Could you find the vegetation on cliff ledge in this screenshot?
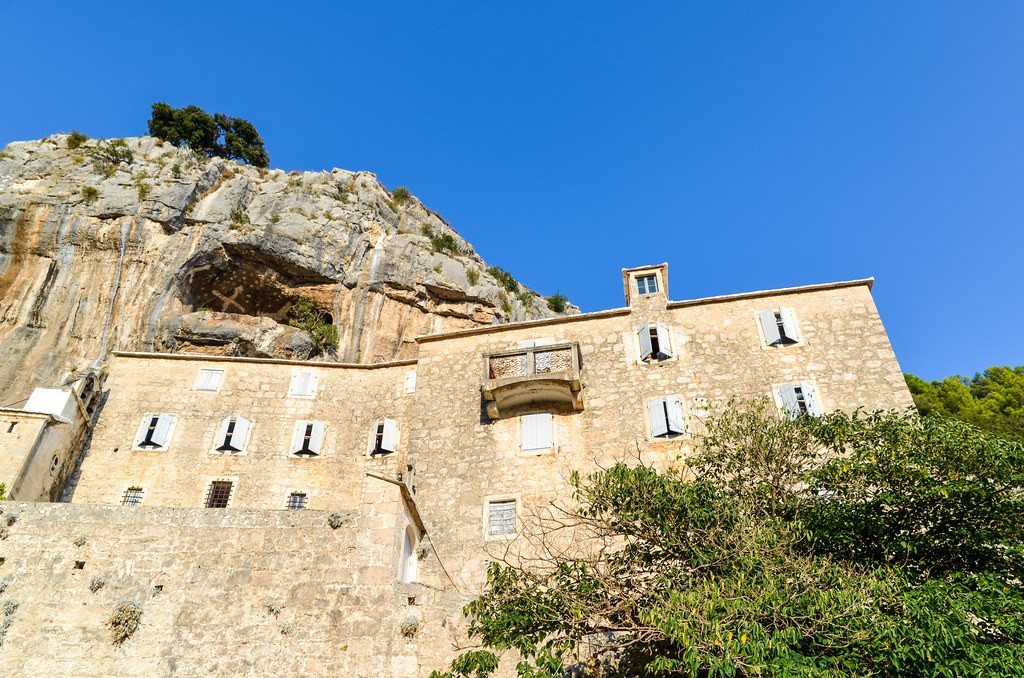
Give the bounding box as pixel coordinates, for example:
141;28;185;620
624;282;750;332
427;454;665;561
148;102;269;167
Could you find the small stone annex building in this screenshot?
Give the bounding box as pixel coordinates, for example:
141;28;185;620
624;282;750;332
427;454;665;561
0;263;913;676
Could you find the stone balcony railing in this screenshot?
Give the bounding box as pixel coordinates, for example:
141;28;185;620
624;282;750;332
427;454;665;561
482;342;583;418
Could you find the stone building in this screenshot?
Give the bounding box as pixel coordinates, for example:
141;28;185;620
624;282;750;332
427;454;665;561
0;263;912;676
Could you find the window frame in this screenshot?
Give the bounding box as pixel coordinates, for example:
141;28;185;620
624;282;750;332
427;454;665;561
212;415;253;454
774;380;823;419
132;413;177;451
636;321;675;363
483;494;520;541
646;396;687;439
120;485;145;507
756;307;803;349
290;420;327;458
286;491;308;510
203;477;237;509
635;273;659;296
368;417;400;456
287;371;319;399
520;412;555;455
194;368;225;392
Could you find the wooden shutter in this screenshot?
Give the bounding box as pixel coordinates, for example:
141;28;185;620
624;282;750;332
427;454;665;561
760;310;781;345
309;421;327;454
648;398;669;437
151;414;174;447
778;384;800;420
656;322;673;358
215;416;232;449
667;398;686;435
134;415;152;447
381;418;398;453
638;323;653;361
488;500;516;536
780;308;799;342
405;371;417;394
290;421;306;454
231;416;252;450
197;369;222;390
800;382;821;416
290;372;316;397
522;413;552;450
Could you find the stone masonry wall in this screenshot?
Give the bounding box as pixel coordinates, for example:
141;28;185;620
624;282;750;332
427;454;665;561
0;497;471;677
409;280;914;589
66;354;416;511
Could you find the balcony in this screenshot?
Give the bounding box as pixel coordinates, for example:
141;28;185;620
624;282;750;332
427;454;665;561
482;342;583;418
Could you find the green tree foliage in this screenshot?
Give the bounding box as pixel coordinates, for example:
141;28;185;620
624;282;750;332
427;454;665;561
906;366;1024;440
546;292;569;313
287;297;338;355
432;404;1024;678
148;102;270;167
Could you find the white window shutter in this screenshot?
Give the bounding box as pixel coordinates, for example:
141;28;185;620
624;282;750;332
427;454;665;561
667;398;686;435
309;421;326;454
215;416;232;448
134;415;152;447
381;418;399;453
638;323;653;361
290;421;306;454
780;308;799;342
290;371;317;397
368;419;380;454
405;371;417;394
197;369;222;390
760;310;781;345
232;416;252;449
522;413;552;451
801;382;821;416
779;384;800;420
656;322;673;358
152;414;174;447
648;399;669;437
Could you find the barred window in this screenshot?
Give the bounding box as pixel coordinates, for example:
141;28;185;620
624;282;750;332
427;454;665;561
121;487;144;506
205;480;233;508
287;493;307;510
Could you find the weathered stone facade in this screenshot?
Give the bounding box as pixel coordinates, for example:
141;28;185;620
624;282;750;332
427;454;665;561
0;264;913;675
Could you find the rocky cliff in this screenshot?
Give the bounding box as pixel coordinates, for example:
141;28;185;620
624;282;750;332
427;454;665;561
0;135;573;405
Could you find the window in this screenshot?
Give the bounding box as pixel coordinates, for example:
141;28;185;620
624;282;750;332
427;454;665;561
133;413;176;450
205;480;233;508
759;308;800;346
214;415;251;453
290;420;326;457
521;413;553;452
778;382;821;419
405;371;417;394
195;368;224;392
638;322;673;362
636;274;659;296
288;371;318;398
647;397;686;438
370;418;399;456
487;499;517;538
286;492;308;510
121;487;144;506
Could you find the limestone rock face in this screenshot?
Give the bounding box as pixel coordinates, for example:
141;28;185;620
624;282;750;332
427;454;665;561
0;135;575;403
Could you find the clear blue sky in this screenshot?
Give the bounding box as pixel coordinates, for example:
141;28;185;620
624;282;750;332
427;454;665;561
2;2;1021;381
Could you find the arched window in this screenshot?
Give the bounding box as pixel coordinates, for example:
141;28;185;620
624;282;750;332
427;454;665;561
400;525;418;583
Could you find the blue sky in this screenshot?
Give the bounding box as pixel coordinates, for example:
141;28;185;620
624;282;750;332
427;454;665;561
2;2;1021;381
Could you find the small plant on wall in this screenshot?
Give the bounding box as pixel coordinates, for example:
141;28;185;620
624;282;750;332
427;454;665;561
109;599;142;646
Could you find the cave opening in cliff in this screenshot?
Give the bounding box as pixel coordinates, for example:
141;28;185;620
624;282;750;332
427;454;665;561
178;246;336;321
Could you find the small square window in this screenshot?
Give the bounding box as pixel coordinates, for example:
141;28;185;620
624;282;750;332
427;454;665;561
215;415;251;453
286;492;308;510
637;322;673;362
205;480;234;508
487;499;517;537
778;382;821;419
288;371;318;398
636;274;659;296
369;418;399;456
759;308;800;347
121;487;144;506
290;420;326;457
647;397;686;438
195;369;224;391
